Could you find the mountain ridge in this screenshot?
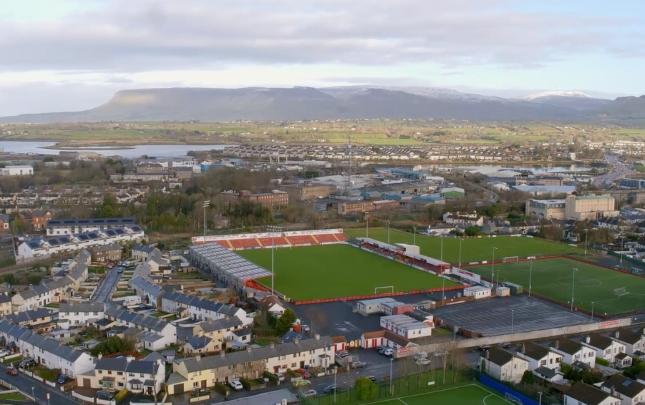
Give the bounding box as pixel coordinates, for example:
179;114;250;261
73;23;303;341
0;86;643;124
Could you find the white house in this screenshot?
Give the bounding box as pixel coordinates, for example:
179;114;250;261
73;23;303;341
0;320;94;377
601;374;645;405
515;342;562;371
58;302;106;329
565;382;621;405
105;305;177;349
611;329;645;357
481;347;528;384
551;339;596;368
0;165;34;176
160;292;252;325
76;355;165;395
582;334;626;363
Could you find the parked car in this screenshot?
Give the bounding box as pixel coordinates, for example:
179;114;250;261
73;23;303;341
228;378;243;391
415;358;431;366
337;351;350;358
57;374;67;384
366;375;377;382
383;348;394;357
322;384;337;394
291;377;311;387
6;366;17;376
351;360;367;369
300;389;317;398
377;346;386;354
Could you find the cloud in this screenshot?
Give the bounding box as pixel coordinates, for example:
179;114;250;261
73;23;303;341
0;0;639;72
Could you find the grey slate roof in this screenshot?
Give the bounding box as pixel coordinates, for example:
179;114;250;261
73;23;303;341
587;334;613;350
553;339;583;355
613;329;643;345
6;308;54;324
105;305;170;333
199;318;242;333
485;347;514;366
0;319;86;363
59;302;105;313
521;342;550;360
177;336;332;373
186;335;212;350
567;382;615;405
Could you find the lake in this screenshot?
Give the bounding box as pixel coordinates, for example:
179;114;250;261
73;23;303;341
0;141;228;159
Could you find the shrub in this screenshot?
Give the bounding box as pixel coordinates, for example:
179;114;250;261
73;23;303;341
114;389;128;402
213;382;230;396
354;377;378;401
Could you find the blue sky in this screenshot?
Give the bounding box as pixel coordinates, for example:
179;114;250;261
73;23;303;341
0;0;644;115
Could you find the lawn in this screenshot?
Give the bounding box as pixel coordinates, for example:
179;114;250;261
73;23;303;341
239;244;456;301
466;258;645;315
369;384;511;405
0;391;28;401
345;228;582;264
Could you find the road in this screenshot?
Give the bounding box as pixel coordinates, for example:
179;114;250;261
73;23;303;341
593;154;634;187
91;267;122;303
0;362;80;405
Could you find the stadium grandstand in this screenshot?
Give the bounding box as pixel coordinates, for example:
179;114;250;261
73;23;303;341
355;237;451;274
188;243;272;288
191;228;346;250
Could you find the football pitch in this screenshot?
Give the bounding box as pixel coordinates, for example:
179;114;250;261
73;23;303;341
345;227;582;264
238;244;457;301
366;383;512;405
466;258;645;315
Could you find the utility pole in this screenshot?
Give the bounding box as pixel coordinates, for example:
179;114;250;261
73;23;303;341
458;238;462;268
511;309;515;334
389;357;394;396
202;200;210;239
387;220;391;244
491;247;497;287
570;268;578;311
584;228;589;256
528;259;533;297
413;225;416;245
267;225;282;296
365;212;369;238
440;237;444;261
591;301;595;321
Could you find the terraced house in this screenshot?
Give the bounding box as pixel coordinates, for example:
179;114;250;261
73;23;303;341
76;355;165;396
167;336;334;395
0;320;94;377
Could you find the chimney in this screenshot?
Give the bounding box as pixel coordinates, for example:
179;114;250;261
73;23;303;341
246;346;252;353
614;331;620;339
270;343;275;349
219;351;225;358
521;344;526;354
196;355;201;361
126;356;134;363
555;340;559;350
485;350;490;360
585;336;590;344
98;353;103;360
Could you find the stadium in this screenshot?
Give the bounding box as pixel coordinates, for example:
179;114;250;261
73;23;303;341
192;229;460;303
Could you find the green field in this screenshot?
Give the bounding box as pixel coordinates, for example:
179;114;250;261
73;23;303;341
345;228;582;264
369;384;511;405
466;258;645;315
239;244;456;301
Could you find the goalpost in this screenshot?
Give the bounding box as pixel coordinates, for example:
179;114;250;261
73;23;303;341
375;285;394;294
502;256;520;263
504;392;522;405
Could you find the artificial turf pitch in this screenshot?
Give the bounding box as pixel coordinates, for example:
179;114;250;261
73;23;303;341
368;384;511;405
345;227;582;264
238;244;456;301
466;257;645;315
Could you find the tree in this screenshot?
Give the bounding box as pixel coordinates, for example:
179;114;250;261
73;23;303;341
275;308;297;335
520;370;534;385
2;274;16;285
354;377;379;401
464;226;481;236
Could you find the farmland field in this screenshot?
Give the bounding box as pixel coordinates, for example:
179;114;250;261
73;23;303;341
345;227;582;264
239;244;456;301
465;257;645;315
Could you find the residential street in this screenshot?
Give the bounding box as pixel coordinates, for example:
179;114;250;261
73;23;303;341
0;362;80;405
91;267;122;303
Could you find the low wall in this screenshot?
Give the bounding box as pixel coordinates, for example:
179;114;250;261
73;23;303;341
293;285;463;305
410;317;633;356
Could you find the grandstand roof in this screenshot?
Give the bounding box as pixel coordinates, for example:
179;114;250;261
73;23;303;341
189;243;271;282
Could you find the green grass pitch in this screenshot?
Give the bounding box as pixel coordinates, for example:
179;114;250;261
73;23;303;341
466;258;645;315
368;383;512;405
238;244;457;301
345;227;582;264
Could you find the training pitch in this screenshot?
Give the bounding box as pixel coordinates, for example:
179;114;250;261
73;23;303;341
239;244;456;301
345;227;582;264
466;257;645;315
369;383;512;405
